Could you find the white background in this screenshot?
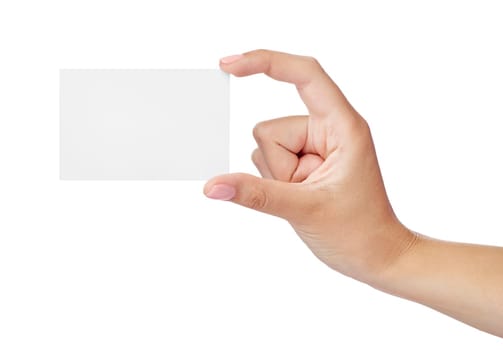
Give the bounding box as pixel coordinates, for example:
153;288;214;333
1;0;502;348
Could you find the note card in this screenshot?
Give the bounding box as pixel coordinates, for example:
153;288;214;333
60;69;229;180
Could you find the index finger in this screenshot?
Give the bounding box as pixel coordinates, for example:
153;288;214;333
220;49;353;118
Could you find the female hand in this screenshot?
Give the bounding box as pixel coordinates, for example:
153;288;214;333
204;49;415;283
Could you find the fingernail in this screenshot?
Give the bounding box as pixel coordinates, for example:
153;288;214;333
206;184;236;201
220;54;244;64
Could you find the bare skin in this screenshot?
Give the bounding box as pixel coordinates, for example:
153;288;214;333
203;49;503;338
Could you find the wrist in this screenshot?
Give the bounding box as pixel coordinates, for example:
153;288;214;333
364;224;423;291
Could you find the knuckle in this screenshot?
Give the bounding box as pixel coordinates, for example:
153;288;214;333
360;118;372;136
245;186;268;210
254;48;269;55
249;49;271;60
251;149;260;164
252;121;271;142
305;56;322;70
350;116;373;142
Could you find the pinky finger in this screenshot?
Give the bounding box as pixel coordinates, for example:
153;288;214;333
251;148;273;179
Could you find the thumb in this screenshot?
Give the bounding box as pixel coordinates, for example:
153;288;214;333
204;172;315;221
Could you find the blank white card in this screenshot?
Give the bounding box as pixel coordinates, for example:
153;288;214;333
60;69;229;180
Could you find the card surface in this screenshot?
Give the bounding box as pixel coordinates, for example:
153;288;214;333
60;69;229;180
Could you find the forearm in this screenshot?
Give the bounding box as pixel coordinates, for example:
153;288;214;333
374;230;503;337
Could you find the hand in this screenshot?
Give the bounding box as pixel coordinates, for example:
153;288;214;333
204;49;416;283
204;50;503;337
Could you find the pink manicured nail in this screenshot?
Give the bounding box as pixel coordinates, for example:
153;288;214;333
206;184;236;200
220;54;244;64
